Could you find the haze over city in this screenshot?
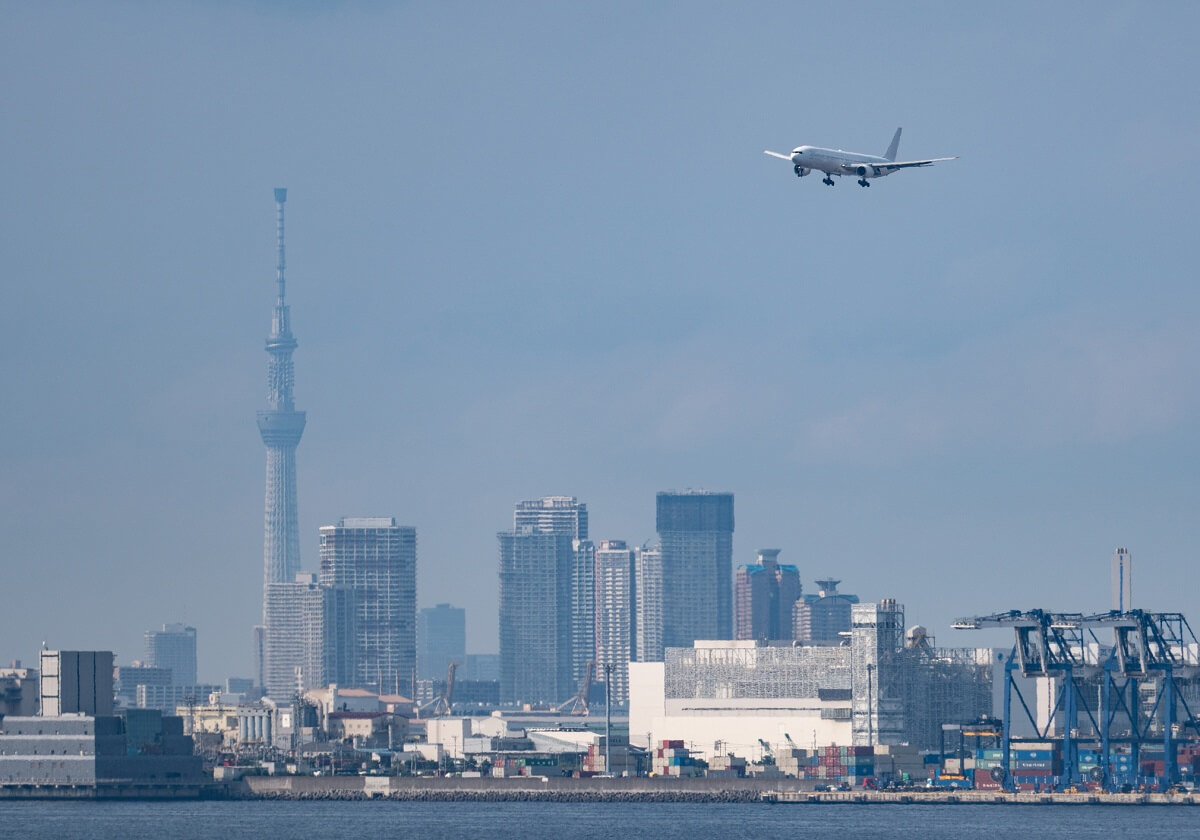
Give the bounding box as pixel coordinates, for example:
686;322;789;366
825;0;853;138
3;2;1199;684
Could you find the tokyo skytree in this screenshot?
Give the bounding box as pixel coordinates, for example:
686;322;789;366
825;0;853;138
257;188;306;617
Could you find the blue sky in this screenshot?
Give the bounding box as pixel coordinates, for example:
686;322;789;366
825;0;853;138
3;2;1198;681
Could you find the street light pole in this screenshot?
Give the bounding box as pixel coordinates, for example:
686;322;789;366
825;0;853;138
605;662;613;775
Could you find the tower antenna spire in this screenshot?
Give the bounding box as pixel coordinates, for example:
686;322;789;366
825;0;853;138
274;187;287;307
258;187;306;626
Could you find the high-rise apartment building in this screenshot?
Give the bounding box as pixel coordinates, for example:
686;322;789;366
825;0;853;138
144;624;197;686
635;545;663;662
263;573;356;701
498;529;573;704
793;579;859;643
498;496;587;705
418;604;466;681
594;540;637;704
319;517;417;695
571;538;596;688
735;550;801;641
656;491;734;647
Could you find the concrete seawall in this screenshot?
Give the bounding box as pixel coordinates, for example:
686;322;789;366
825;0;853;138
230;777;1200;805
235;776;797;802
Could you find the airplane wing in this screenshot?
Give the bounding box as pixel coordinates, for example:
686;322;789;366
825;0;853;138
763;150;793;161
852;156;958;172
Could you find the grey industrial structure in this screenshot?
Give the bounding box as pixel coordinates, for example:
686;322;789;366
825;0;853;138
498;497;589;705
656;491;734;647
418;603;466;681
319;517;417;695
0;650;205;797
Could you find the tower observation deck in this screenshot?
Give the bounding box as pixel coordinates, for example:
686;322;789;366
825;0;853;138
257;188;306;617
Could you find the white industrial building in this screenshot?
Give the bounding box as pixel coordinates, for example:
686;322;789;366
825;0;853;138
630;602;996;761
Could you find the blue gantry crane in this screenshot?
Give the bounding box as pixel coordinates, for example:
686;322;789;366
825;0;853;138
954;608;1200;791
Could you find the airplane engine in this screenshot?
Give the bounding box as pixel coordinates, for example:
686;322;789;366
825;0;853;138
854;164;881;178
793;166;811;177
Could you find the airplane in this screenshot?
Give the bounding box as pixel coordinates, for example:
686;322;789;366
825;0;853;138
763;128;956;187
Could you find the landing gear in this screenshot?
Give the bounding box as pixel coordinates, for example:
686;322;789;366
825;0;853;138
822;176;835;186
794;165;803;177
858;179;870;187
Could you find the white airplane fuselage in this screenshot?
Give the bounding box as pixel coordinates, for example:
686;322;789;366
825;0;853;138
790;146;892;179
764;128;956;187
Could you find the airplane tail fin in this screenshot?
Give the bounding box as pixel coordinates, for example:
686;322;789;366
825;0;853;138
885;127;902;161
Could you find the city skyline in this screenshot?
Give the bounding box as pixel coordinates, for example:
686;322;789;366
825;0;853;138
5;3;1200;682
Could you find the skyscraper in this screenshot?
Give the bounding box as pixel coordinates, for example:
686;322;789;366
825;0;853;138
498;496;587;705
634;545;663;662
734;549;801;641
319;517;417;694
594;539;637;704
258;188;306;608
418;603;466;681
793;578;859;643
571;538;596;688
264;573;355;701
498;529;573;704
656;490;734;647
144;624;197;686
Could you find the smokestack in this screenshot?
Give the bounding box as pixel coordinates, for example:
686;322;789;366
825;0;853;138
1111;547;1132;612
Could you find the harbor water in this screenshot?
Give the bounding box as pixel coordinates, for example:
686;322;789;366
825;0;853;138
0;800;1188;840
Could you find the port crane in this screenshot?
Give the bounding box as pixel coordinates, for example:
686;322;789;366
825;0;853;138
955;609;1200;790
952;610;1102;788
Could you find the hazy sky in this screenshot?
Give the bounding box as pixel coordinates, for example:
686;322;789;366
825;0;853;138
3;2;1199;682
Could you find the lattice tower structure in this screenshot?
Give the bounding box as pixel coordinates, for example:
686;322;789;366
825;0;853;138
850;600;906;746
257;188;306;617
891;645;995;751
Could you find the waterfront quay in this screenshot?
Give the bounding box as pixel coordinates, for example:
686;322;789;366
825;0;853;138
221;776;1200;805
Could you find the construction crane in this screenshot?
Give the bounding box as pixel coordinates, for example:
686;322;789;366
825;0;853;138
555;660;594;716
430;662;459;717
